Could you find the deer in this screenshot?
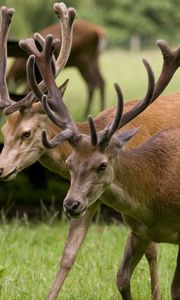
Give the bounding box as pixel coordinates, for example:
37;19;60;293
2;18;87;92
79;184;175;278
0;3;180;300
36;26;180;300
6;17;107;117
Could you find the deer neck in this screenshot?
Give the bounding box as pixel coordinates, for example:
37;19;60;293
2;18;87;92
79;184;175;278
110;138;168;213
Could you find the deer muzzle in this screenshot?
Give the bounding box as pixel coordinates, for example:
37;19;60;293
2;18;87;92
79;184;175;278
63;197;87;218
0;167;17;181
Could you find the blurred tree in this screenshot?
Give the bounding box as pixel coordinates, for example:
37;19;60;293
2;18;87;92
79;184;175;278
1;0;79;38
1;0;180;48
94;0;180;48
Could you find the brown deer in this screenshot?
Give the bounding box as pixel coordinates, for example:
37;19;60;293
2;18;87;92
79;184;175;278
30;28;180;299
39;36;180;300
7;18;107;117
0;4;180;300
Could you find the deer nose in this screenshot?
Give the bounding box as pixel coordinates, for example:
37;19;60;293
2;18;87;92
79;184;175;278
64;199;81;215
0;168;3;176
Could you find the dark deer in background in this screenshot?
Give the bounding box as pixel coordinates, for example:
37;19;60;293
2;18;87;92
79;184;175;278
33;29;180;299
1;3;180;300
7;18;107;117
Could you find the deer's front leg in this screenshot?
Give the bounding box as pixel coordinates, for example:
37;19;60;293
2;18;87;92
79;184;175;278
145;242;160;300
116;232;150;300
46;200;100;300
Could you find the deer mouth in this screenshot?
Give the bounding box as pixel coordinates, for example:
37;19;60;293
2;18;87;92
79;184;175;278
65;206;87;219
3;168;17;181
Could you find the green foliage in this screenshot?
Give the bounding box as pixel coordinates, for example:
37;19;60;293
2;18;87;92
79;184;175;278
0;221;176;299
1;0;79;38
2;0;180;47
93;0;180;47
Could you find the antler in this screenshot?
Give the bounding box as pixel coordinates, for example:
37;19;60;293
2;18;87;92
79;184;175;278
22;28;81;148
41;54;81;147
87;41;180;147
0;6;15;108
98;59;155;146
4;2;76;115
152;40;180;101
37;34;155;149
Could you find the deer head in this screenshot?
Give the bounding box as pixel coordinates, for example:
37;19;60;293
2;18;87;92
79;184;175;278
0;3;76;180
42;76;157;217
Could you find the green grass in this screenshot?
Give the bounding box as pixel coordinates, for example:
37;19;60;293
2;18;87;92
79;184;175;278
0;219;177;300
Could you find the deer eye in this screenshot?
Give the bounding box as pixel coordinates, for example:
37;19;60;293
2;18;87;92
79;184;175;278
97;162;107;172
22;130;31;139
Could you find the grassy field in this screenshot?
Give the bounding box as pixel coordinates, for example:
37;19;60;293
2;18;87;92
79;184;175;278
0;219;177;300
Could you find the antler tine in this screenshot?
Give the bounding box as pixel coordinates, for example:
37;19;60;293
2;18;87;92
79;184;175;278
152;39;180;101
0;6;15;108
5;2;76;114
41;128;74;149
53;2;76;74
34;32;56;76
42;93;81;148
26;55;43;100
88;115;98;146
27;54;69;102
118;58;155;129
98;83;124;146
42;94;70;129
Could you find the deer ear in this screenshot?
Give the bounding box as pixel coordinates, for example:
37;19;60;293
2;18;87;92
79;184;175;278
115;126;142;148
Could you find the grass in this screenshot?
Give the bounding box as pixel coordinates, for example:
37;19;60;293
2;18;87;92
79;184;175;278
0;219;177;300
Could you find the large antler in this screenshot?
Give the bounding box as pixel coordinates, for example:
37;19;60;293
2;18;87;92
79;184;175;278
0;6;15;108
35;29;154;149
22;29;81;148
152;40;180;101
97;59;155;146
4;2;76;115
88;42;180;147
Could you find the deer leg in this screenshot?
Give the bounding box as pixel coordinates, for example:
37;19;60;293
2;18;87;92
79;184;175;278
84;85;95;117
145;242;160;300
99;80;105;112
171;246;180;300
116;232;150;300
92;61;105;111
46;200;100;300
78;62;97;117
